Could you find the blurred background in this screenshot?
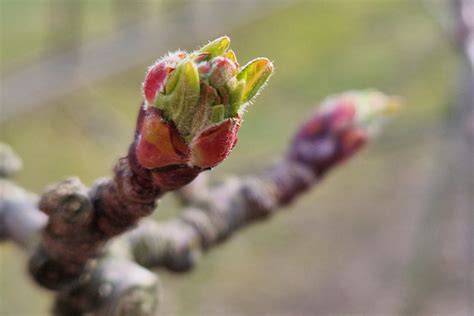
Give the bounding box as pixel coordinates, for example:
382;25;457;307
1;0;472;315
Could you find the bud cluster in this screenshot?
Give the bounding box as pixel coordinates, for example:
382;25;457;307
136;36;273;170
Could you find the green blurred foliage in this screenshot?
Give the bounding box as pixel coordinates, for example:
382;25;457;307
1;0;462;315
0;0;175;72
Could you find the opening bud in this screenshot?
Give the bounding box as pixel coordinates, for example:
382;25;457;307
137;36;274;169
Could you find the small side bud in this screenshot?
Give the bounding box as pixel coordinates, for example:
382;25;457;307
288;90;400;175
209;57;238;88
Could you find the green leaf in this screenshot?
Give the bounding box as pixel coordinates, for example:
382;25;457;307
227;80;245;117
155;60;200;137
199;36;231;57
224;49;237;63
237;58;273;103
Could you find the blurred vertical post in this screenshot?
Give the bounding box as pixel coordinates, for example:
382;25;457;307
453;0;474;310
114;0;147;27
47;0;82;78
48;0;82;55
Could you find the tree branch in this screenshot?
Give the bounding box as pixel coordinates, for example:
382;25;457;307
0;144;46;249
1;90;397;315
122;91;400;272
27;36;275;290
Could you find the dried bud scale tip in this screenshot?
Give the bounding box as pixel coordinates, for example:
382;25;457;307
289;90;400;175
0;143;23;178
136;36;273;173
